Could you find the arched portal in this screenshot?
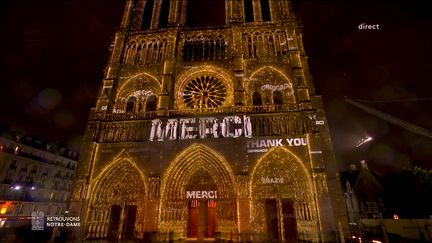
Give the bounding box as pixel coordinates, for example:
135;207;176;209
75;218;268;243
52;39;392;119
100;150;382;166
250;147;319;242
86;159;147;240
159;144;236;240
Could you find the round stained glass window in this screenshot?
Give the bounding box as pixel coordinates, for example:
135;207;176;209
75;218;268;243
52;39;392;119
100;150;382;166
182;75;226;108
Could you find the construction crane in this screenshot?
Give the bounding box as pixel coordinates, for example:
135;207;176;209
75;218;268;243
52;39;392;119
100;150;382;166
345;97;432;139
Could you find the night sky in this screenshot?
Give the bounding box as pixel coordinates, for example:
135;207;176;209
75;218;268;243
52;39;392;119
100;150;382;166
1;0;431;174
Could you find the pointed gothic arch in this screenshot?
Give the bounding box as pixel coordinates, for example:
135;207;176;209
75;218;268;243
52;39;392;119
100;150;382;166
250;147;319;241
159;143;237;240
86;154;147;239
114;72;161;113
247;66;295;106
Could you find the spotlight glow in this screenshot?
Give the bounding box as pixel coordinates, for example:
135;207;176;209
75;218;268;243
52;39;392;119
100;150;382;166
356;136;373;147
11;185;21;190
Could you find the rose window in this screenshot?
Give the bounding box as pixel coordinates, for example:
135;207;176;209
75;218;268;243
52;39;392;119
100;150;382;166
182;75;226;108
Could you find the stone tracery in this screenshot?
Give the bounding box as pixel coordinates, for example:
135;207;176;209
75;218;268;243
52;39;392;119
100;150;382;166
85;158;147;239
159;143;237;240
124;36;170;65
175;66;234;110
182;33;227;62
114;73;161;113
250;146;319;241
247;66;295;106
243;30;289;58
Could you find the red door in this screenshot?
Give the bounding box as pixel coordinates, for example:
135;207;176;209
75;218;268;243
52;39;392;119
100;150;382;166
188;200;200;238
205;200;217;238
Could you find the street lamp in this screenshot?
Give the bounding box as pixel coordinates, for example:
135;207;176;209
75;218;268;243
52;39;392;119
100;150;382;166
10;183;35;227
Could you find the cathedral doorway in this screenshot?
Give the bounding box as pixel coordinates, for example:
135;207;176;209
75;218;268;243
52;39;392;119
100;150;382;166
107;205;121;239
251;147;318;242
159;144;236;241
265;199;279;240
188;199;217;238
87;159;147;239
186;170;218;239
107;204;138;240
263;198;297;241
282;199;297;241
122;205;137;239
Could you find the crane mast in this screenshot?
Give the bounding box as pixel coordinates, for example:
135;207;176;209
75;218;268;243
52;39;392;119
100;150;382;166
345;97;432;139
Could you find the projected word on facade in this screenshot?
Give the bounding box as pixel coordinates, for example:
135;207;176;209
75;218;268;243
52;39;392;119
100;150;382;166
261;83;292;92
186;191;218;199
260;177;284;184
149;115;252;141
247;138;307;148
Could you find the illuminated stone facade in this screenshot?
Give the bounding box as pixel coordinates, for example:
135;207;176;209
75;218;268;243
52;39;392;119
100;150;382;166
69;0;349;241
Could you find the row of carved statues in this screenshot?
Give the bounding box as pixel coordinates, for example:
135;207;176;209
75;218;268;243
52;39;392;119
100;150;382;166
86;112;318;143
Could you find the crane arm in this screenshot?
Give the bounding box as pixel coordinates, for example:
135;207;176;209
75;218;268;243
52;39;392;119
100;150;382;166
345;97;432;139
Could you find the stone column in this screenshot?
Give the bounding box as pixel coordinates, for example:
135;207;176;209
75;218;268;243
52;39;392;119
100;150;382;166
120;0;135;30
252;0;262;22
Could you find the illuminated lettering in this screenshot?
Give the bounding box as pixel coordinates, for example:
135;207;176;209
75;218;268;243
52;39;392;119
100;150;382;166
149;120;164;141
260;177;285;184
315;120;325;125
164;119;178;140
179;118;197;140
186;191;218;199
149;116;252;141
286;138;293;146
198;118;218;138
275;139;283;146
285;138;307;146
247;140;260;148
261;83;293;92
243;116;252;138
247;138;307;149
186;191;195;198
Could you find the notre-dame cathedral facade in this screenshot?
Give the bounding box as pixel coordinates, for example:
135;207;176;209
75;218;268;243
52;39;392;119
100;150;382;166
70;0;349;242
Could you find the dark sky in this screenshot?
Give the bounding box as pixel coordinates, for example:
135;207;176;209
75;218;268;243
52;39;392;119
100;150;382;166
0;0;431;173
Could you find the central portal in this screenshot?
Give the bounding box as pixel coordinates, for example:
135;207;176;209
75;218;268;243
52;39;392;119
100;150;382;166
188;199;217;238
264;198;297;241
186;169;217;239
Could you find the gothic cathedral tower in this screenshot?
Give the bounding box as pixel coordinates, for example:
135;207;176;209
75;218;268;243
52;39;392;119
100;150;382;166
70;0;349;241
